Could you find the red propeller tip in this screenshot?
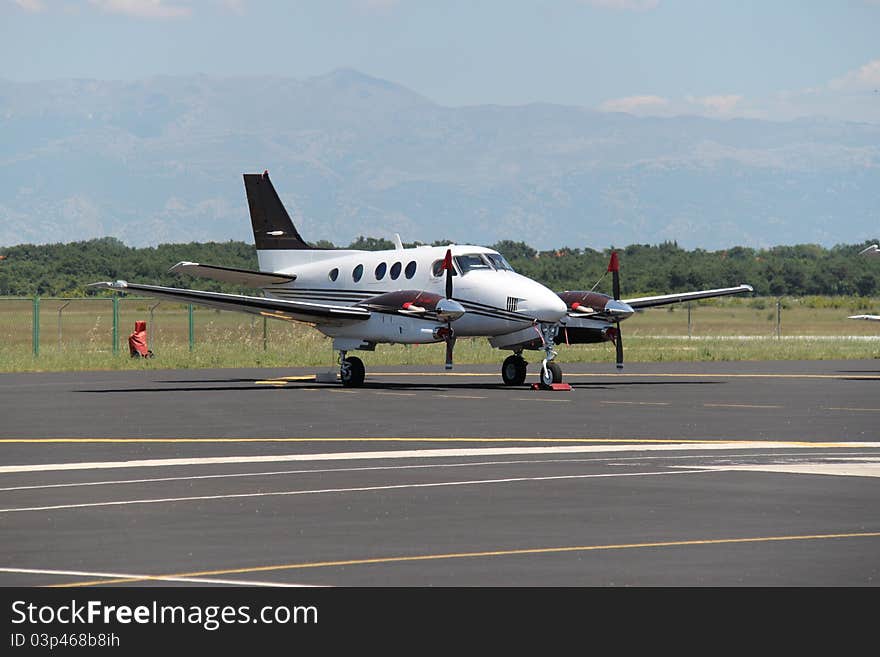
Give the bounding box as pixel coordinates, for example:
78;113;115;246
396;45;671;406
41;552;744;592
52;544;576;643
607;251;619;273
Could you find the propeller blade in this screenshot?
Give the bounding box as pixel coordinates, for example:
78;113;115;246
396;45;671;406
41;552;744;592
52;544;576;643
444;334;456;370
444;249;454;299
608;251;621;300
615;322;624;369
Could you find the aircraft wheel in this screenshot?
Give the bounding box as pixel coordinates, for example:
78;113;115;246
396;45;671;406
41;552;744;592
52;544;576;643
540;361;562;386
501;354;528;386
341;356;365;387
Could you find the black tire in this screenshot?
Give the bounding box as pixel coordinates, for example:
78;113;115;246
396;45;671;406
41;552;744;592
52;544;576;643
501;354;528;386
540;361;562;386
341;356;365;387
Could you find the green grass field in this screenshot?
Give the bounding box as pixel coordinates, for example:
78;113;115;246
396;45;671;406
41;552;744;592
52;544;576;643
1;296;879;372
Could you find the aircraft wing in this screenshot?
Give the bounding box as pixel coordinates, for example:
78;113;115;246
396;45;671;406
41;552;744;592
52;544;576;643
88;281;370;324
858;245;880;257
848;314;880;321
624;284;754;309
169;261;295;287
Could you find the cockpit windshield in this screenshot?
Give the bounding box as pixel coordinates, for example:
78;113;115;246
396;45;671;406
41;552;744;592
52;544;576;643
454;253;494;274
485;253;515;272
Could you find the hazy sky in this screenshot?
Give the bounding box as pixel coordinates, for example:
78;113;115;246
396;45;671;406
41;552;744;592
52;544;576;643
2;0;879;122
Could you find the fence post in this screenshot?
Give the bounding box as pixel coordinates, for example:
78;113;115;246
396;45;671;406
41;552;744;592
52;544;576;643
776;298;781;339
112;296;119;355
263;316;268;351
188;304;194;352
32;296;40;357
149;302;160;352
687;302;692;338
57;301;71;350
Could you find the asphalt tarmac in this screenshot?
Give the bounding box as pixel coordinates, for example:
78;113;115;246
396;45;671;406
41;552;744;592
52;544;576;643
1;360;879;586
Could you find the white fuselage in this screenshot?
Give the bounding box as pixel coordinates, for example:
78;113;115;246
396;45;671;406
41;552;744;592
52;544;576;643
257;244;567;345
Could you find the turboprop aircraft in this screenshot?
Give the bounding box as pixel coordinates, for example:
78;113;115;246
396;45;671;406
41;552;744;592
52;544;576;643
90;171;753;387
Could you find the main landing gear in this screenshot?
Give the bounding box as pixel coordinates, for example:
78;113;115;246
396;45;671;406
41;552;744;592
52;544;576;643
339;351;365;387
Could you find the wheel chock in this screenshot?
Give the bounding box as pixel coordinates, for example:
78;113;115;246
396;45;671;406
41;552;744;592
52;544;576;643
530;383;572;391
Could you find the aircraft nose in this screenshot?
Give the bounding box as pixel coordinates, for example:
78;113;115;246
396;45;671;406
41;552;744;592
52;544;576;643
530;287;567;322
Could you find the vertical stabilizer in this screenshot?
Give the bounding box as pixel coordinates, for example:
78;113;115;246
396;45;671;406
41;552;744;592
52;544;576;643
244;171;313;250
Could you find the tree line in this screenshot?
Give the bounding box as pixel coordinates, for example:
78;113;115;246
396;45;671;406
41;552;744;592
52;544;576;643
1;236;879;298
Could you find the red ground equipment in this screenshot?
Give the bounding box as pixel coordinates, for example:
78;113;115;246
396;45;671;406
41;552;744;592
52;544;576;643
128;320;153;358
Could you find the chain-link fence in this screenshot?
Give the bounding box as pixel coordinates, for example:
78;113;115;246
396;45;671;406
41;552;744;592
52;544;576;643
2;295;879;366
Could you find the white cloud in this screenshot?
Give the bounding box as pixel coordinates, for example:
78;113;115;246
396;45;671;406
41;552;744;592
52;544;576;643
581;0;660;10
88;0;192;19
600;95;669;114
690;94;743;115
12;0;46;11
829;59;880;92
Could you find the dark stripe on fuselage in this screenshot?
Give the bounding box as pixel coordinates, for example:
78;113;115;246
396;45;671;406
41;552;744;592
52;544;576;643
268;287;536;324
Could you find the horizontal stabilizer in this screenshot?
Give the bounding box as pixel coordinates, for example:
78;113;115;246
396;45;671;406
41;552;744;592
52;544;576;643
858;244;880;257
848;314;880;321
170;261;295;287
625;284;753;309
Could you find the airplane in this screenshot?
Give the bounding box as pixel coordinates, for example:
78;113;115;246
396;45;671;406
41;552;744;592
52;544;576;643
90;171;754;387
849;244;880;321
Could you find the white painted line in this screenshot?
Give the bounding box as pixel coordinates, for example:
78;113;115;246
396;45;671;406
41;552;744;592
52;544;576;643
693;463;880;478
823;407;880;412
0;567;320;587
512;398;571;403
2;442;880;475
374;392;417;396
704;403;783;409
434;394;488;399
601;401;670;406
4;452;877;493
0;469;714;514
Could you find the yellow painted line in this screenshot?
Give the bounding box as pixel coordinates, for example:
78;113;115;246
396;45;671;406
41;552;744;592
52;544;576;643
255;381;289;386
601;401;669;406
824;407;880;412
374;372;877;380
47;531;880;588
704;403;784;409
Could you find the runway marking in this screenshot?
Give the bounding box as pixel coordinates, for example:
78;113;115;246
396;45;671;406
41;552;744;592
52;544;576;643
4;451;876;493
3;442;880;475
0;469;715;513
0;567;318;587
695;463;880;478
512;398;571;403
374;392;417;397
823;407;880;412
370;371;880;380
433;394;487;399
48;531;880;588
601;401;669;406
704;403;784;409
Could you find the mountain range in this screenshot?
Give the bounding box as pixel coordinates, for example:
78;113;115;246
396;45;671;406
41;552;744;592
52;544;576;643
1;69;878;251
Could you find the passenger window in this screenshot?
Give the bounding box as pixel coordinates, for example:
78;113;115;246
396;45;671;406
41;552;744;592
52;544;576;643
405;261;417;279
352;264;364;283
390;262;402;280
329;268;339;282
375;262;387;280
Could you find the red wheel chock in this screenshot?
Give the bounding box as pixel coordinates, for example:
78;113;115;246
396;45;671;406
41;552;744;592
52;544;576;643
530;383;572;391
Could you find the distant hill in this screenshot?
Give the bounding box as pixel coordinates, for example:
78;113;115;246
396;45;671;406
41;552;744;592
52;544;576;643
1;70;879;250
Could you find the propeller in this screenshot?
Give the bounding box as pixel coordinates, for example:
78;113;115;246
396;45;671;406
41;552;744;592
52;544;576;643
436;249;461;370
609;251;624;369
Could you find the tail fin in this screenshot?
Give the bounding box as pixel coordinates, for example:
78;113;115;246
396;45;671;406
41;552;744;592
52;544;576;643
243;171;313;250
